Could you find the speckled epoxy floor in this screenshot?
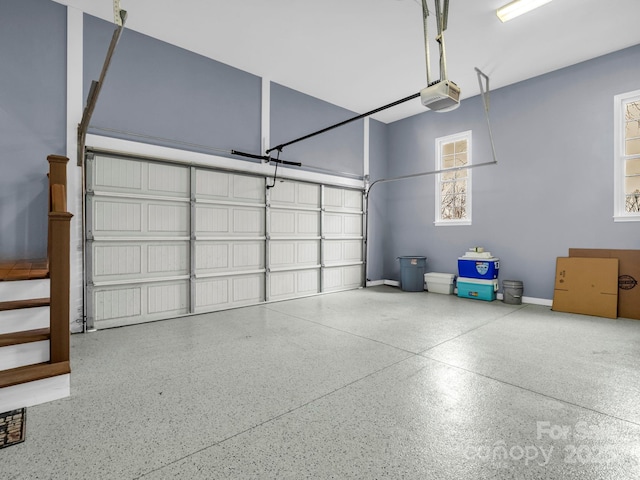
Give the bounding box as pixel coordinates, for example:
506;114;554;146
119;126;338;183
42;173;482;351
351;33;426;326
2;286;640;479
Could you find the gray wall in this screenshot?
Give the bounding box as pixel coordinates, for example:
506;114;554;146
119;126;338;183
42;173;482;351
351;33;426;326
270;82;364;177
83;14;262;158
0;0;67;261
366;119;389;281
83;15;367;179
382;44;640;300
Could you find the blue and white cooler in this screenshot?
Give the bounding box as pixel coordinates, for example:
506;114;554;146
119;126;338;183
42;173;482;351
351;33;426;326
457;253;499;280
457;250;499;301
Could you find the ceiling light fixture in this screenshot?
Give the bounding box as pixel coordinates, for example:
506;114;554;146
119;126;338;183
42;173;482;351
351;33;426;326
496;0;553;22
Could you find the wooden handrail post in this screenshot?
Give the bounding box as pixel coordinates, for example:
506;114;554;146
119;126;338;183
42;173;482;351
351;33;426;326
47;155;69;266
49;211;73;364
47;155;68;186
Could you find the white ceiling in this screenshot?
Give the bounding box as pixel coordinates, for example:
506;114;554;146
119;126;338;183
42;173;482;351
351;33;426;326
55;0;640;123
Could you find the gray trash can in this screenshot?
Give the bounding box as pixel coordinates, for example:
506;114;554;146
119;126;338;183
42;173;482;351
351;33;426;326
398;256;427;292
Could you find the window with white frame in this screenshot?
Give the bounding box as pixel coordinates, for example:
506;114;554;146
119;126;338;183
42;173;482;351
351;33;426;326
435;131;472;225
614;89;640;221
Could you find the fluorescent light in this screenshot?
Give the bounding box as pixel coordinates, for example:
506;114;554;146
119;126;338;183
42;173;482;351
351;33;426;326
496;0;553;22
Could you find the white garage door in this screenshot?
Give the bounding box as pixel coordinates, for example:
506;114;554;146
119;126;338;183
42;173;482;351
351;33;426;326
85;153;363;329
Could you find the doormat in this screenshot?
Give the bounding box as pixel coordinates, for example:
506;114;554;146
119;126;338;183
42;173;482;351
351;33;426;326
0;408;26;449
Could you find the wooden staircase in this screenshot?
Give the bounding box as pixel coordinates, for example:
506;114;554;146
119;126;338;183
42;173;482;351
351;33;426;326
0;156;72;412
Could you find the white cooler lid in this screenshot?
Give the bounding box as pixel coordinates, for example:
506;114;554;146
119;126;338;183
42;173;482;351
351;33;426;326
458;256;499;261
461;252;495;259
424;272;456;281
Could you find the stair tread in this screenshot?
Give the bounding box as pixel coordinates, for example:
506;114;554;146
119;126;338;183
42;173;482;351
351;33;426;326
0;361;70;389
0;298;50;312
0;259;49;281
0;328;50;347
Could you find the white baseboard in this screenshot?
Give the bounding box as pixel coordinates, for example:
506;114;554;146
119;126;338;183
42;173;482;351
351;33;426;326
0;374;70;413
383;279;400;287
366;280;385;287
522;296;553;307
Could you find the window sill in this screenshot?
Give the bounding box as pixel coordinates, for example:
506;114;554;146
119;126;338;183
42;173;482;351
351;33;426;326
434;220;472;227
613;215;640;223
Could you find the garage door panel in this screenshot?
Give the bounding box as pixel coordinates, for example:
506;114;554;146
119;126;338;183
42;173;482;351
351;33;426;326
195;274;264;312
147;282;189;315
147;243;190;275
324;212;362;237
270;180;320;207
148;203;190;233
324;239;363;265
270;240;319;267
322;265;363;292
232;275;263;303
89;197;189;237
92;243;142;278
92;155;189;198
195;243;229;271
89;241;189;282
195;205;265;236
232;242;264;269
195;206;228;233
195;241;264;274
324;186;363;212
148;163;190;195
195;169;265;204
90;279;189;329
233;208;264;234
93;156;142;191
90;197;142;234
233;175;265;202
269;269;320;300
343;214;363;236
195;277;229;311
196;170;230;198
92;285;142;323
270;210;320;237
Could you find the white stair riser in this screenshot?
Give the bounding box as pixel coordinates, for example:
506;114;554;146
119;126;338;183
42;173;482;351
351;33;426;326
0;340;49;370
0;279;50;302
0;374;70;412
0;307;50;335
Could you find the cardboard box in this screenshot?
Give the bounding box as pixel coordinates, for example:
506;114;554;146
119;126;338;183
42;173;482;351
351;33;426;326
569;249;640;320
552;257;618;319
